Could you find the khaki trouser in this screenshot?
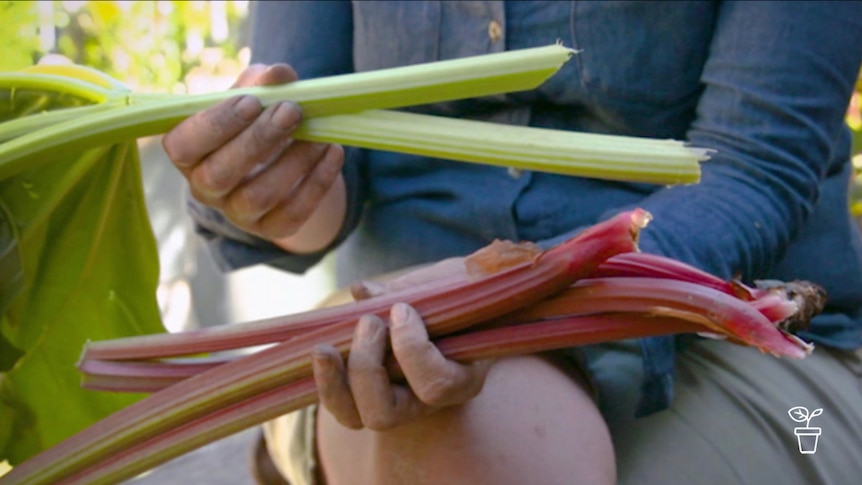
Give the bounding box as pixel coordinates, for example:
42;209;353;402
262;337;862;485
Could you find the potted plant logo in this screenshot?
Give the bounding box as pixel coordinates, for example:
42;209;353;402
787;406;823;454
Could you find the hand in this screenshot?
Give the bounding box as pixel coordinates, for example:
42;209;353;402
312;303;492;431
313;256;489;430
162;64;345;249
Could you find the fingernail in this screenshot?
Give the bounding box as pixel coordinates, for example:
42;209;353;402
272;101;301;130
390;303;410;328
356;315;380;340
233;95;261;121
311;346;333;371
320;145;344;176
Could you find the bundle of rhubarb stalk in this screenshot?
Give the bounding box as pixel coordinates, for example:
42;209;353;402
0;209;825;485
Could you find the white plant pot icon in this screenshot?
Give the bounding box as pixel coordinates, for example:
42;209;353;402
788;406;823;454
793;427;821;454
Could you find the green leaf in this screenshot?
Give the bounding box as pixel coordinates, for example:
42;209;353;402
0;72;164;465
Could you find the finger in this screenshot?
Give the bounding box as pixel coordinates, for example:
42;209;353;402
163;94;263;169
312;344;363;429
221;141;329;228
253;143;344;239
347;315;426;430
390;303;490;407
188;101;303;202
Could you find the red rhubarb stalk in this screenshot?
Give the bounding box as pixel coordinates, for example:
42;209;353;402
78;358;227;392
80;277;466;361
64;298;804;484
503;277;811;357
435;314;704;362
60;377;319;485
595;252;760;299
78;250;814;393
48;313;700;484
79;314;705;395
82;210;648;361
79;277;812;394
3;209;647;485
596;252;733;290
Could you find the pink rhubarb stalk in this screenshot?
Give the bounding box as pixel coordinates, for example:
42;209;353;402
2;209;648;485
78;249;816;393
45;312;700;484
60;299;806;484
594;252;738;294
502;277;811;357
81;210;649;362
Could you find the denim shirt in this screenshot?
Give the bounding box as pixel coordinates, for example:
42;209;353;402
191;1;862;416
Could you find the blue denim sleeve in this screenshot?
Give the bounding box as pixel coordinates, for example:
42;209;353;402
188;1;368;273
536;1;862;415
542;1;861;286
635;2;862;280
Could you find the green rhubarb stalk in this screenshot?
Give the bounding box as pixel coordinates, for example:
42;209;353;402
0;45;574;180
12;63;132;92
2;45;707;186
296;110;708;184
0;103;121;143
4;210;646;485
0;72;115;105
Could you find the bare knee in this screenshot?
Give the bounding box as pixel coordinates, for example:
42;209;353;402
316;354;616;485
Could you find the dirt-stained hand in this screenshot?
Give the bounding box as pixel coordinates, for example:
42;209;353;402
312;302;492;431
162;64;344;242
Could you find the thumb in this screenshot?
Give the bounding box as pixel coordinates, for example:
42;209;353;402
231;63;298;88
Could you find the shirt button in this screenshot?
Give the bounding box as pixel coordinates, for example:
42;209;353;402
488;20;503;43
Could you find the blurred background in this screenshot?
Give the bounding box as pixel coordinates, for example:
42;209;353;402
1;0;337;336
2;2;337;480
